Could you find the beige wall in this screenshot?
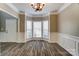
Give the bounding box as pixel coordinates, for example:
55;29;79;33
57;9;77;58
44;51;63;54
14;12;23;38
50;14;58;32
19;14;25;32
58;4;79;37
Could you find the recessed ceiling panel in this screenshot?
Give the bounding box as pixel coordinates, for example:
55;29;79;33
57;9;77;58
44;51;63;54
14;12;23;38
12;3;64;16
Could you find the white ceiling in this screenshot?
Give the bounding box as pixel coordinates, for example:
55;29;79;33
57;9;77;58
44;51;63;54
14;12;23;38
12;3;64;16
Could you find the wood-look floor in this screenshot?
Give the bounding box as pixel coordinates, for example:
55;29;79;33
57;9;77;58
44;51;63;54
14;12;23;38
0;40;72;56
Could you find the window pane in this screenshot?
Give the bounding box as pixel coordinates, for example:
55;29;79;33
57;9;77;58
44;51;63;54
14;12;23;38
43;20;48;38
33;21;41;37
27;21;32;38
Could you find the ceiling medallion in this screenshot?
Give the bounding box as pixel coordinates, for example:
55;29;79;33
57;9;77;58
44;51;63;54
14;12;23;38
31;3;45;12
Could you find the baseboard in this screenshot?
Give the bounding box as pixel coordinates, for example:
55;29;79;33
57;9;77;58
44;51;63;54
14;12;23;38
48;40;58;43
16;41;26;43
0;41;17;42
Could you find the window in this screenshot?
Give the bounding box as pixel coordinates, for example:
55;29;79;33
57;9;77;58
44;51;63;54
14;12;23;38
33;21;42;37
26;21;32;38
26;20;48;39
43;20;48;38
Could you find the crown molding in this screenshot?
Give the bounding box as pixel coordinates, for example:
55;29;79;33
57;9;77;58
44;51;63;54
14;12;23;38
6;3;19;13
58;3;72;13
0;8;17;18
49;3;72;15
50;12;58;15
26;12;50;17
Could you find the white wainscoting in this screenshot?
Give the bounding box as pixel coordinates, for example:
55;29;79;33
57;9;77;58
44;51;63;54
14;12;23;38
25;32;59;43
0;32;26;43
0;19;17;42
49;32;59;43
16;32;26;43
58;33;79;56
0;32;7;42
0;32;17;42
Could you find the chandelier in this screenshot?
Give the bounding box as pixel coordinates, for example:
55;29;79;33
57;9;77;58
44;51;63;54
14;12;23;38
31;3;45;11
